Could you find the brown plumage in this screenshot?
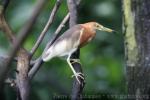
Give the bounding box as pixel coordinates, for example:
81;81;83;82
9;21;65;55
42;22;114;84
79;22;97;47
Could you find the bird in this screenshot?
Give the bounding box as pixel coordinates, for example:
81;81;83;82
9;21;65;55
42;22;114;84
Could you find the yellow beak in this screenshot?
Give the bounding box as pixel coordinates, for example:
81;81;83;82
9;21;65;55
98;26;114;33
102;27;114;32
101;27;114;33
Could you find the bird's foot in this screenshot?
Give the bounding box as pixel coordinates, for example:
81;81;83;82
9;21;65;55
71;72;84;84
70;59;81;64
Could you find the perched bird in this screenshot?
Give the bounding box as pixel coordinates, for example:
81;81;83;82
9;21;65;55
42;22;114;84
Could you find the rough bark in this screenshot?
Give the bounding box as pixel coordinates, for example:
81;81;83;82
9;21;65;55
123;0;150;99
16;49;30;100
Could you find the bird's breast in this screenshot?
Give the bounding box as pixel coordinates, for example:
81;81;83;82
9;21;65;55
79;29;96;48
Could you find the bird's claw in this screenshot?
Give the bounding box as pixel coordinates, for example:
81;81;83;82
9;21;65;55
71;72;84;84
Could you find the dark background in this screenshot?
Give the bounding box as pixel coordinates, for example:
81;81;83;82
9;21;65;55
0;0;124;99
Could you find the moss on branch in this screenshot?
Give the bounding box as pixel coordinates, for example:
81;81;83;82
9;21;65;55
123;0;139;67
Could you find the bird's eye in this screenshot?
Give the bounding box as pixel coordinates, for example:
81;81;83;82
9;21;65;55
96;24;100;28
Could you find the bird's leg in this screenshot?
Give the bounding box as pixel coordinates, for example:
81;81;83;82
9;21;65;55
70;58;81;65
70;58;84;78
67;55;84;84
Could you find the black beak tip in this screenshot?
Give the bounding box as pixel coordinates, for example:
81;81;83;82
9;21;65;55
112;30;120;36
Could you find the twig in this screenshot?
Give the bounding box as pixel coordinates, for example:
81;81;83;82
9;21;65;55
1;0;46;88
29;13;69;80
30;0;63;58
28;57;43;80
67;0;84;99
54;13;69;36
0;8;16;44
43;13;69;52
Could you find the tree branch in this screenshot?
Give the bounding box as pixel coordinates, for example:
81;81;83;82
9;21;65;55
0;1;14;99
67;0;77;26
0;14;16;43
16;49;30;100
43;13;69;53
0;0;46;92
29;13;69;80
0;0;16;44
30;0;63;59
67;0;84;99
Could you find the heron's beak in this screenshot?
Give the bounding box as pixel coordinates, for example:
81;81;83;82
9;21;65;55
100;26;114;33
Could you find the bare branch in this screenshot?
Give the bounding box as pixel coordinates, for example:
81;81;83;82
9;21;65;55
0;15;16;43
30;0;63;58
0;0;46;87
43;13;69;52
67;0;77;26
28;57;43;80
29;13;69;80
67;0;84;99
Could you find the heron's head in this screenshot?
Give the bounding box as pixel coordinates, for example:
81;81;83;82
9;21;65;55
83;22;114;33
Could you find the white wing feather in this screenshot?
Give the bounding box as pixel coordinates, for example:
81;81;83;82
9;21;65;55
42;25;84;62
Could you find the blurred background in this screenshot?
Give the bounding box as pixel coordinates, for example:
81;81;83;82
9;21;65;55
0;0;125;99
